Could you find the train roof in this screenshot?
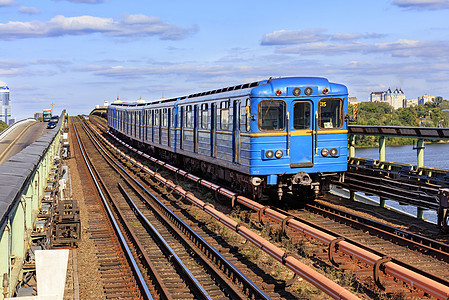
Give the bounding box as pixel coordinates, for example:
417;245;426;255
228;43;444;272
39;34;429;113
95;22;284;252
109;77;347;108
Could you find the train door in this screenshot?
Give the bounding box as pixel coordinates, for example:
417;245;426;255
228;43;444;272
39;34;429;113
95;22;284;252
210;102;216;157
133;111;137;138
232;99;241;164
180;106;184;150
126;111;129;136
290;100;314;167
193;105;198;152
173;105;178;151
150;110;154;143
137;110;141;140
158;109;162;144
145;109;149;142
167;108;171;147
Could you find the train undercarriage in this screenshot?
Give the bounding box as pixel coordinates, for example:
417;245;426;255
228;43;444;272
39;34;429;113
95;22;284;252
114;131;342;202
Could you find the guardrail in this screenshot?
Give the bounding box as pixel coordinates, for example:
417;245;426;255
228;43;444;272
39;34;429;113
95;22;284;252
0;118;36;142
0;112;65;299
348;125;449;168
346;124;449;228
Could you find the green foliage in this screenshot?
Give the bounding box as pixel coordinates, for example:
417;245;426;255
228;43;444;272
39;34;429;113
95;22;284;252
349;100;449;147
435;96;443;106
0;121;8;133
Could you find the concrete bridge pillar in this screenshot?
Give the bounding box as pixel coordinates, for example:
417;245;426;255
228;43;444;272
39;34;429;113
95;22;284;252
348;134;355;158
378;136;386;162
416;138;425;173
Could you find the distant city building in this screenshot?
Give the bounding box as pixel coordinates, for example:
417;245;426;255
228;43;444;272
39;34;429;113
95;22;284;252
348;96;358;105
370;91;384;103
370;88;405;110
95;100;111;109
418;95;435;106
404;98;418;108
0;81;11;124
8;118;15;125
34;112;43;120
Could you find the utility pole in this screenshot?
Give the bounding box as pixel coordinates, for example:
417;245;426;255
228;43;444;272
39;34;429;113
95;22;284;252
50;102;55;113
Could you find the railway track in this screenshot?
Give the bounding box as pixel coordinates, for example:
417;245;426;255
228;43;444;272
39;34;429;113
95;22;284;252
86;115;449;299
72;117;288;299
276;203;449;292
71;118;145;299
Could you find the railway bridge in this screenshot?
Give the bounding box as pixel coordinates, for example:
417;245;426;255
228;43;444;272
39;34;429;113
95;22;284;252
0;118;449;299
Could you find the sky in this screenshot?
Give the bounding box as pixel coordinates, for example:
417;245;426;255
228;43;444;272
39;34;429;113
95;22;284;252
1;0;449;120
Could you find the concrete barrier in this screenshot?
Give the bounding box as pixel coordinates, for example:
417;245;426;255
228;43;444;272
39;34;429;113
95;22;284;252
0;113;65;299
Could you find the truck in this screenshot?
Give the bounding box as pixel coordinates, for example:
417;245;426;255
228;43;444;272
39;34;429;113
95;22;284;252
43;109;52;122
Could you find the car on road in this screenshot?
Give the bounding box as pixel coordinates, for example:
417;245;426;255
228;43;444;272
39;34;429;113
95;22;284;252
47;121;57;129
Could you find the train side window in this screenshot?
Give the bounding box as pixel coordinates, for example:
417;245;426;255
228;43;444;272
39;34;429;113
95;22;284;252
258;100;286;131
293;102;311;130
154;109;159;126
162;108;168;127
171;108;175;127
240;99;251;132
220;101;229;130
201;103;208;129
318;98;343;129
186;105;193;128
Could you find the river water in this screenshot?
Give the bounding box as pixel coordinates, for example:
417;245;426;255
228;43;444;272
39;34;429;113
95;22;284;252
350;142;449;224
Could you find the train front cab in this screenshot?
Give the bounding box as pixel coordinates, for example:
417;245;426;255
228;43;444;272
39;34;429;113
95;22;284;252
249;79;348;200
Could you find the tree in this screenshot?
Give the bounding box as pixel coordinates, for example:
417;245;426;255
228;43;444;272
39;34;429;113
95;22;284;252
0;121;8;133
435;96;443;106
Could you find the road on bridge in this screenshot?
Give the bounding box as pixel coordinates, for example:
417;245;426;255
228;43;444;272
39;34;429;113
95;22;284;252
0;121;51;166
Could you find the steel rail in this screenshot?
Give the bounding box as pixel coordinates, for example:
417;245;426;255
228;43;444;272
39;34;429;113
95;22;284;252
99;124;449;300
79;118;214;300
236;198;449;300
270;203;449;287
307;202;449;265
77;121;175;300
71;118;154;300
118;183;213;300
83;118;271;300
89;122;360;300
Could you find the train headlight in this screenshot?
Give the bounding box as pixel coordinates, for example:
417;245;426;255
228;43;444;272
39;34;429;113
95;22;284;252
330;148;338;157
321;148;329;157
292;87;301;96
322;88;329;94
275;89;282;96
275;150;283;158
304;87;313;96
265;150;274;159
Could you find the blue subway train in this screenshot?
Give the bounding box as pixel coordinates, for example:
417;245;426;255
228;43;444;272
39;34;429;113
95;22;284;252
107;77;348;201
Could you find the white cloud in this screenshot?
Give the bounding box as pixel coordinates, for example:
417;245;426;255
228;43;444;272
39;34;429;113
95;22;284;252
261;29;385;45
393;0;449;9
275;38;449;58
0;14;196;40
0;0;17;7
261;29;328;45
18;6;41;14
0;59;26;68
90;64;247;79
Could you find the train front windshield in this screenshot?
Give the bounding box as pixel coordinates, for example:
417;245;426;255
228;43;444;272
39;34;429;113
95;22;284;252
258;100;286;130
318;98;343;129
